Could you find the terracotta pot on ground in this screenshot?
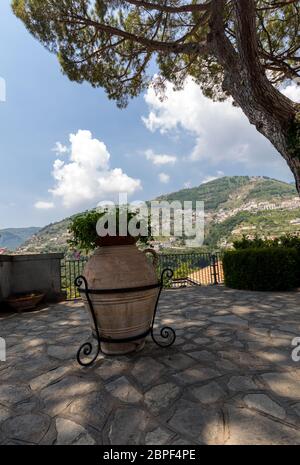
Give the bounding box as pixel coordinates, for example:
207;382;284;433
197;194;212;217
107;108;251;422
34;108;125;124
80;238;159;355
6;293;45;312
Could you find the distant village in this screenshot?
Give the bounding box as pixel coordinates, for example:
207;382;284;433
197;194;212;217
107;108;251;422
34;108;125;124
3;185;300;255
212;197;300;224
149;196;300;251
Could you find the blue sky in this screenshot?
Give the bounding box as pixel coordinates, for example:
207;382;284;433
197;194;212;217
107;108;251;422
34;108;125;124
0;0;298;229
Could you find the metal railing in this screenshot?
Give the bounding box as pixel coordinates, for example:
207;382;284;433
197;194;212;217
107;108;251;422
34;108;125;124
158;252;224;288
61;257;88;300
61;252;224;300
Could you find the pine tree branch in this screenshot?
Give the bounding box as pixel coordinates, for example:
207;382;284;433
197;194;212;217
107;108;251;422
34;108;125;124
59;13;211;55
123;0;211;13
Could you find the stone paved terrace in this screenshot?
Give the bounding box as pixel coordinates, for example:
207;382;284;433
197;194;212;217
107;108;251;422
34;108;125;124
1;286;300;445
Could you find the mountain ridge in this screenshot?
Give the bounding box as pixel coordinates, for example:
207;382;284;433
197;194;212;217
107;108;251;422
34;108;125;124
157;176;296;209
0;227;40;251
15;176;300;254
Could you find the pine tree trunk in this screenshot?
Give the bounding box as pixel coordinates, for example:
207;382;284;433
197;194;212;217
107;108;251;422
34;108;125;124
289;157;300;194
222;67;300;194
209;0;300;193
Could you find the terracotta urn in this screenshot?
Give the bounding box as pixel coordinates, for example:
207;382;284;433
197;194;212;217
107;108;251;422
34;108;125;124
80;238;159;355
6;293;45;312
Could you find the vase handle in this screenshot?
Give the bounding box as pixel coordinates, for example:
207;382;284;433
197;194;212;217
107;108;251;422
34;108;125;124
143;248;158;267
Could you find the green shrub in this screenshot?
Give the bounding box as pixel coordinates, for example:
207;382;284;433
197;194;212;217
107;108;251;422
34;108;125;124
279;234;300;251
68;208;152;253
68;210;104;253
233;235;277;249
223;247;300;291
233;233;300;250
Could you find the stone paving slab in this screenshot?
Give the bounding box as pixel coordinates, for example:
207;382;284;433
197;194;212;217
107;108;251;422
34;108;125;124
0;286;300;445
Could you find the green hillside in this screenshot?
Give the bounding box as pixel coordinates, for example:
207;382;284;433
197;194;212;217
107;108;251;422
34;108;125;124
243;178;297;201
16;176;300;254
206;208;300;247
0;227;40;251
158;176;297;210
157;176;252;210
16;217;74;254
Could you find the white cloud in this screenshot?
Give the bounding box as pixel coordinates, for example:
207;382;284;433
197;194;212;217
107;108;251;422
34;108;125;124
201;171;224;185
142;79;298;178
97;168;142;193
282;83;300;102
159;172;170;184
49;130;141;208
144;149;177;165
52;142;69;155
34;201;55;210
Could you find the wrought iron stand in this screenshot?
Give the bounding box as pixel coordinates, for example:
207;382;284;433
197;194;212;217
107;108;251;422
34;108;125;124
74;268;176;367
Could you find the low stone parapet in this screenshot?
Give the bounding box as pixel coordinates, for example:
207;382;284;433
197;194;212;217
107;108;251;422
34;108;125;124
0;253;66;303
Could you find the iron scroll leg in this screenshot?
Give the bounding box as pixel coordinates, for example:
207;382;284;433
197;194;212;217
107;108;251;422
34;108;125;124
74;269;176;367
74;276;101;367
150;268;176;347
210;254;219;285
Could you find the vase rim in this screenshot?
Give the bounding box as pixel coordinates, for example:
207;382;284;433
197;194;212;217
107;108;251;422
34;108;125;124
96;235;138;247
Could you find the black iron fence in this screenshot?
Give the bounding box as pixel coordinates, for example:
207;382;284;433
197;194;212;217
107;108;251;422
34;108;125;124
158;252;223;288
61;252;224;300
61;257;88;300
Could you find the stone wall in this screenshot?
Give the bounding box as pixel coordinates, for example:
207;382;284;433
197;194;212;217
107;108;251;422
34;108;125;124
0;253;65;303
0;258;12;300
